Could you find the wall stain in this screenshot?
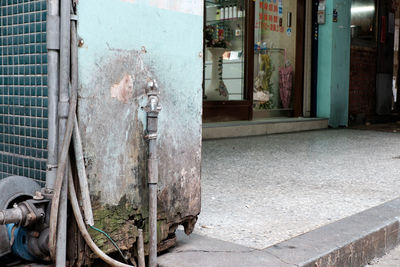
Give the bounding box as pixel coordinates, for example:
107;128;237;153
110;73;134;103
78;48;201;254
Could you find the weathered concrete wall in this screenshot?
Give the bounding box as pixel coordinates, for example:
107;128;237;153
76;0;203;252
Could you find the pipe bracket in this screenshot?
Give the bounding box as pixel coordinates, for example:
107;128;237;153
46;164;58;171
144;133;157;140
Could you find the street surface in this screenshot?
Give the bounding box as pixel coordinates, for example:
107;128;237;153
196;129;400;249
367;245;400;266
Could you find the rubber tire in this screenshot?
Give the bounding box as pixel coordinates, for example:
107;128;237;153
0;176;41;209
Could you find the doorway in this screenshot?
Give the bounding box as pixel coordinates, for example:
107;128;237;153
202;0;306;123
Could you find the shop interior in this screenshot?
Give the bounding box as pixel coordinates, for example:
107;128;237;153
203;0;304;122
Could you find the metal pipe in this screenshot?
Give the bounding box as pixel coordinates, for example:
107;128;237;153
137;229;145;267
148;152;158;267
53;0;71;264
48;1;78;260
45;0;60;191
55;166;68;266
0;208;23;225
145;81;161;267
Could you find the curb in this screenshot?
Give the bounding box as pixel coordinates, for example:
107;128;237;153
159;198;400;267
202;118;328;140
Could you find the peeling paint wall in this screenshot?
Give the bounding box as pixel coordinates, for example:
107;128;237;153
76;0;203;252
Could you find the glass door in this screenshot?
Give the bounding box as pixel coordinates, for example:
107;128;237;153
203;0;254;122
253;0;297;119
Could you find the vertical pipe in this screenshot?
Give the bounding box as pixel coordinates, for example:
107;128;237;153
55;0;71;265
55;165;68;265
58;0;70;139
148;149;157;267
45;0;60;191
137;229;145;267
146;81;161;267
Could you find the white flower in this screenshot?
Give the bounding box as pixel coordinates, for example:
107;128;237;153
253;90;273;102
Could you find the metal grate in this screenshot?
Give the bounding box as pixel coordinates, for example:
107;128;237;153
0;0;48;184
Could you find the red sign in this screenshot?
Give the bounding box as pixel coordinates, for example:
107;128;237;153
255;2;283;33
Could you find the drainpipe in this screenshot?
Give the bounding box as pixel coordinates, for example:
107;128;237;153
145;80;161;267
45;0;60;191
55;0;71;265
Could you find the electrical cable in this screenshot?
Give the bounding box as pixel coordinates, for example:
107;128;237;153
89;225;128;264
67;170;135;267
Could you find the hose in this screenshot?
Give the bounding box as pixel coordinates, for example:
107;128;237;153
73;114;94;226
67;171;134;267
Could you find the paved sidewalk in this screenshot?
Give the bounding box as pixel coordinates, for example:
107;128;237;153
197;129;400;249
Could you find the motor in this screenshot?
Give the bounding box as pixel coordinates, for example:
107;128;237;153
0;176;51;266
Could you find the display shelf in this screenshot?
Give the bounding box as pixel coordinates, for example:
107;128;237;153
254;48;285;54
204;0;247;103
205;0;243;7
205;59;244;64
207;17;245;25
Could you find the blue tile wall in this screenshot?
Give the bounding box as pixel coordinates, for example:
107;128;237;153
0;0;47;184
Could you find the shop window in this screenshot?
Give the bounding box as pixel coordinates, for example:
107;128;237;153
204;0;247;101
351;0;377;45
253;0;296;118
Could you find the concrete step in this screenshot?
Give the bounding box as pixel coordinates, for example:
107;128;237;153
203;118;329;140
158;197;400;267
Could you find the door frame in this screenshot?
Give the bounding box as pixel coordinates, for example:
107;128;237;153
294;0;305;117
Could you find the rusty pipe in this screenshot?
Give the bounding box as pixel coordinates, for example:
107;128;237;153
0;207;24;225
0;202;38;227
145;80;161;267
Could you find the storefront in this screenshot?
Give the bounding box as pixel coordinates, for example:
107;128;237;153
203;0;305;122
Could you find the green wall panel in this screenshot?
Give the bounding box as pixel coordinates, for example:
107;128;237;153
0;0;48;184
317;0;350;127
